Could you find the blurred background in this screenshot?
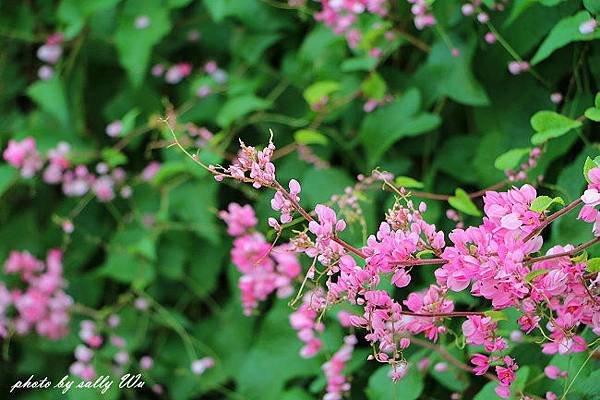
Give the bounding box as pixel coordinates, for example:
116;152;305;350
0;0;599;399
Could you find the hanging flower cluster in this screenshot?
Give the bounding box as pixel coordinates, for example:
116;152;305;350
1;249;72;340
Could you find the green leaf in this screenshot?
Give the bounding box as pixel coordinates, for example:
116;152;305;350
294;129;329;146
366;364;424;400
0;165;17;198
584;107;600;122
236;302;321;400
341;57;378;72
448;188;482;217
596;93;600;108
216;95;271;128
101;148;128;167
530;195;564;212
530;111;582;145
57;0;120;37
394;176;424;189
484;310;508;322
587;258;600;273
525;268;550;282
27;77;70;128
583;156;600;183
414;37;489;106
494;148;531;171
169;179;219;244
531;11;600;65
583;0;600;14
120;108;140;136
114;0;172;86
303;81;340;107
359;88;441;166
361;73;387;101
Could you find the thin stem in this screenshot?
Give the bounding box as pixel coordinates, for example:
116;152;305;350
522;199;583;243
272;181;367;259
400;310;485;318
527;237;600;264
391;180;508;201
391;258;448;266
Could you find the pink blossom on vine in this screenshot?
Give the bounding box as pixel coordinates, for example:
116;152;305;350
544;365;561;380
165;63;192;84
271;179;301;223
322;335;356;400
134;15;151;29
3;137;43;178
140;355;154;370
579;19;597;35
579;167;600;236
290;289;326;358
219;203;258;236
470;354;490;375
38;65;54;80
191;357;215;375
106;120;123;137
141;161;162;181
3;249;72;340
214;138;276;188
37;34;63;65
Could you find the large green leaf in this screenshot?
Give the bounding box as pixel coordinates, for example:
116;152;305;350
414;37;490;106
216;95;271;127
114;0;172;86
359;88;441;166
530;111;582;145
366;364;424;400
531;11;600;65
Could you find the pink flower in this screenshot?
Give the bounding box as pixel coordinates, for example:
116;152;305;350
544;365;561;380
219;203;258;236
141;161;161;181
579;19;597;35
3;137;43;178
140;355;153;370
106;120;123;137
322;335;356;399
134;15;151;29
191;357;214;375
470;354;490;375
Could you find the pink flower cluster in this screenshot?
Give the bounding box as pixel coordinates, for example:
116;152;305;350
314;0;388;48
212;136;600;398
289;289;327;358
322;335;357;400
36;33;63;80
437;185;543;308
151;62;192;84
578;167;600;236
503;147;543;182
3;137;133;202
220;203;301;315
470;353;518;398
1;249;72;340
212;138;276;189
407;0;436;30
3;137;43;178
191;357;215;375
363;200;445;289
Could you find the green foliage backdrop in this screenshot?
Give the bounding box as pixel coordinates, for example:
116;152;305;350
0;0;599;399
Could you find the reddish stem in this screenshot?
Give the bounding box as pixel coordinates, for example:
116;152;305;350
392;258;448;266
399;310;485;318
401;180;508;201
273;181;367;259
527;237;600;264
522;199;583;243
